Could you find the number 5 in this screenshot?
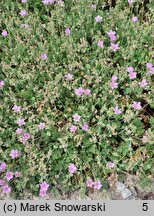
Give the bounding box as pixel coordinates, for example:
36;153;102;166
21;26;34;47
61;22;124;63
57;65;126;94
142;203;148;211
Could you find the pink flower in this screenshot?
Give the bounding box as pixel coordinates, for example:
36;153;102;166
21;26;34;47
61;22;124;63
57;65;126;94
38;122;45;130
113;106;122;114
110;43;119;52
107;162;115;169
128;0;135;5
41;53;48;60
110;35;117;41
69;125;77;133
81;123;89;131
12;105;21;113
111;75;117;82
146;62;153;69
132;16;138;22
16;128;23;135
107;30;116;37
84;89;91;95
10;149;20;159
91;4;96;10
72;114;81;122
0;162;6;172
74;87;84;96
39;189;47;197
97;40;104;48
65;73;73;80
0;179;5;186
65;28;71;36
0;80;4;88
127;66;134;73
17;118;25;126
132;101;142;110
21;0;27;3
149;67;154;75
14;171;20;177
86;178;94;188
40;181;49;191
1;30;8;37
5;172;13;181
20;136;27;144
110;81;118;89
138;79;148;88
93;180;102;190
68;163;77;174
23;133;30;140
95;15;102;23
48;0;55;3
19;10;27;17
2;184;11;194
128;71;137;79
42;0;49;5
142;135;148;143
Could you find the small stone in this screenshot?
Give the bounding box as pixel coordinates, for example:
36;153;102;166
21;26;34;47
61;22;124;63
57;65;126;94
116;182;126;192
121;188;132;199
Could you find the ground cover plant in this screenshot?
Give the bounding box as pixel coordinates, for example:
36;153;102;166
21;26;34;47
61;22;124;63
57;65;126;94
0;0;154;199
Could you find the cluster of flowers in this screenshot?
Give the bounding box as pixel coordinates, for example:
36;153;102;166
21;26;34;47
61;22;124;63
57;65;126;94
69;114;89;133
0;162;20;194
39;181;49;198
74;87;91;96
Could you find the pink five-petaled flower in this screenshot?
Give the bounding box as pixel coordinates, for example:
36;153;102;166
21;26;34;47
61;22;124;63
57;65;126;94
10;149;20;159
16;128;23;135
74;87;84;96
138;79;148;88
12;105;21;113
38;122;45;130
5;172;13;181
17;118;25;126
113;106;122;115
68;163;77;174
72;114;81;122
2;185;11;194
65;73;73;81
1;30;8;37
111;75;117;82
0;80;4;88
127;66;134;73
81;123;89;131
86;178;94;188
65;28;71;36
132;101;142;110
39;190;47;198
110;81;118;90
107;162;115;169
128;0;135;5
69;125;77;133
23;133;30;140
93;180;102;190
0;179;5;186
146;62;153;69
19;10;27;17
128;71;137;79
91;4;96;10
95;15;102;23
41;53;48;60
84;89;91;95
97;40;104;48
110;43;119;52
0;162;6;172
14;171;20;177
107;30;117;41
132;16;138;22
40;181;49;191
